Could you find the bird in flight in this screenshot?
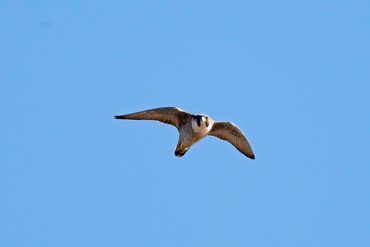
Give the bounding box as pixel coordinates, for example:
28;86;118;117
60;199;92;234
115;107;255;159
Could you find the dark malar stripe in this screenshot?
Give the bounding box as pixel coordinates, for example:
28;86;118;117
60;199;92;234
196;116;201;127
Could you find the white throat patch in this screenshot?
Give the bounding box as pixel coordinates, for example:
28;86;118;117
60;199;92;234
191;118;213;134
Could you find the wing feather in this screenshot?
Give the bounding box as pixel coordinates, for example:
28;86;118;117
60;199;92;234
208;122;255;159
114;107;190;129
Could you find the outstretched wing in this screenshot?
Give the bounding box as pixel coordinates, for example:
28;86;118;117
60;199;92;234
114;107;191;129
208;122;255;159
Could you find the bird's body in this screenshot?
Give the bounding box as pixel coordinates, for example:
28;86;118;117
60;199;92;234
174;114;214;156
115;107;255;159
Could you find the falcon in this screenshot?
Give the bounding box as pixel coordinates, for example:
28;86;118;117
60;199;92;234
115;107;255;159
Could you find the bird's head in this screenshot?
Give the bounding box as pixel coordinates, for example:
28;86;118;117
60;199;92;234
192;114;213;132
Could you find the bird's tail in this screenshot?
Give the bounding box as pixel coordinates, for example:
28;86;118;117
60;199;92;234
174;147;189;157
174;140;189;157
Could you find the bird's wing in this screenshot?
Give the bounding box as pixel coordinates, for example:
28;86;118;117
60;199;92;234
114;107;191;129
208;122;255;159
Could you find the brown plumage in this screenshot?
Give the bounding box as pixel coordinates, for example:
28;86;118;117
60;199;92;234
208;122;255;159
115;107;255;159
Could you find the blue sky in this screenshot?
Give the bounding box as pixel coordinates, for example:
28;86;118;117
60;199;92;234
1;1;369;246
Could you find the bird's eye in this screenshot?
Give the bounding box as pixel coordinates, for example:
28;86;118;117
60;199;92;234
201;116;206;122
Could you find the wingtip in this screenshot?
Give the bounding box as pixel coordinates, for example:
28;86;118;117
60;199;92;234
248;153;255;160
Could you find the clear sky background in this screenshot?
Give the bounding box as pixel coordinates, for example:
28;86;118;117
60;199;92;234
1;1;369;246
